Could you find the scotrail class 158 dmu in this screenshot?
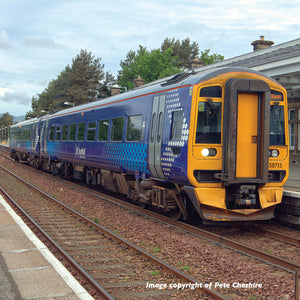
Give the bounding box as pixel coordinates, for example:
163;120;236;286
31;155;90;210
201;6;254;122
9;67;289;223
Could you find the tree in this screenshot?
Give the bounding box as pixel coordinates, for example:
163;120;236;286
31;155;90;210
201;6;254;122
161;37;199;69
118;46;181;90
27;50;112;116
66;50;105;106
0;112;13;128
199;49;224;65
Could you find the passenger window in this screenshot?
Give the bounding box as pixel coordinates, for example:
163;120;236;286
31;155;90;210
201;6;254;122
111;117;124;141
171;110;183;141
55;126;61;141
98;119;109;141
62;125;68;141
200;86;222;98
69;124;76;141
126;115;142;141
49;127;55;141
87;122;96;141
77;123;86;141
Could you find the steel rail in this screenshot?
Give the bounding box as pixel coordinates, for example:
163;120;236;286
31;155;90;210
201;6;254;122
262;228;300;247
0;185;114;300
0;163;229;300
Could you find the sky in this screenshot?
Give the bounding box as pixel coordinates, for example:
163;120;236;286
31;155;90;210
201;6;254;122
0;0;299;117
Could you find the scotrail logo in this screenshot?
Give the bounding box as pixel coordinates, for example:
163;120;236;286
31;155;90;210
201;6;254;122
75;145;86;158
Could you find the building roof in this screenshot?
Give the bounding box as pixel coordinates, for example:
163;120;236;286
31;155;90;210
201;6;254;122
195;38;300;101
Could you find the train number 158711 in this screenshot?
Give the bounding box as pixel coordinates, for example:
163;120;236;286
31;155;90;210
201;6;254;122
269;162;282;169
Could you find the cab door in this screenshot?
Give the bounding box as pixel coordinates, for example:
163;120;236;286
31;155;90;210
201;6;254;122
236;93;258;178
223;78;270;183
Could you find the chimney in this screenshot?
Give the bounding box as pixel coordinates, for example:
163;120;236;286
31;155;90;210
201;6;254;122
190;57;204;69
110;84;121;96
251;35;274;52
133;76;145;88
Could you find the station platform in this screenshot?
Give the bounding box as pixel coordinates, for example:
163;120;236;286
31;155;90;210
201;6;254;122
284;163;300;198
0;195;93;300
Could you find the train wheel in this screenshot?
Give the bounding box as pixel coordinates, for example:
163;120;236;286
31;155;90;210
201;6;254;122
169;208;182;221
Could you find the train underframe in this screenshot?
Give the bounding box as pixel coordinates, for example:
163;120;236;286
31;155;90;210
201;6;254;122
11;151;283;223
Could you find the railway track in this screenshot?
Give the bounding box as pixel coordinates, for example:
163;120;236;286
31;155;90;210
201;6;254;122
0;163;227;300
0;148;299;298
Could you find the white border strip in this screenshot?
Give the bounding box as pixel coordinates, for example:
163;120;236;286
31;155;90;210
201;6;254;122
0;195;94;300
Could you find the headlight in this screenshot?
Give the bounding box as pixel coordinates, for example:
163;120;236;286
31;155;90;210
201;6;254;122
269;149;279;158
201;148;217;157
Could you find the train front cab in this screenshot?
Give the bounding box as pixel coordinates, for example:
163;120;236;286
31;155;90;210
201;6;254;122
186;71;289;222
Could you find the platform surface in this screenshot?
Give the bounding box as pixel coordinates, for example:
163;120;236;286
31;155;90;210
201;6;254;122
0;195;93;300
284;163;300;197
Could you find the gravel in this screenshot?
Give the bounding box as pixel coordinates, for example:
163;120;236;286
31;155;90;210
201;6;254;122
0;156;297;300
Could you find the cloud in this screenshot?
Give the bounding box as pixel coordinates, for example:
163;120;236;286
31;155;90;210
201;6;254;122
21;36;61;49
0;30;13;50
0;90;31;106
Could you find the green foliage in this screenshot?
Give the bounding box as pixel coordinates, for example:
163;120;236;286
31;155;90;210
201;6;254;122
161;37;199;69
118;37;224;91
199;49;224;65
0;113;13;128
27;50;113;116
118;45;181;90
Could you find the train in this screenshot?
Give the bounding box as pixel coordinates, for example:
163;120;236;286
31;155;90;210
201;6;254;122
8;67;289;223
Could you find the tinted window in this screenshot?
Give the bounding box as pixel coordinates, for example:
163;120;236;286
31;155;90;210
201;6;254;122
69;124;76;141
200;86;222;98
126;115;142;141
87;122;96;141
62;125;68;141
270;105;285;145
77;123;86;141
55;126;61;141
271;90;283;101
195;101;222;144
171;110;183;141
98;119;109;141
157;113;164;143
150;113;156;143
111;118;124;141
49;127;55;141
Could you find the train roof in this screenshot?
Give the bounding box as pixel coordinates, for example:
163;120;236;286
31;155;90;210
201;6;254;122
16;66;279;124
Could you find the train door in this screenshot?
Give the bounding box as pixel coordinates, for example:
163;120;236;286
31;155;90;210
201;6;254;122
149;94;166;178
223;78;270;183
236;93;258;177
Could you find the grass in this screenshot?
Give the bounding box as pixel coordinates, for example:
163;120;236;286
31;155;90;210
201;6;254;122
182;265;191;271
153;245;161;253
150;270;159;276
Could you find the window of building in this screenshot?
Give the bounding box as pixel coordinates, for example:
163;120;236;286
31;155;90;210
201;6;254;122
77;123;86;141
111;117;124;141
289;109;295;151
62;125;68;141
170;110;183;141
87;122;97;141
69;124;76;141
126;115;142;141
